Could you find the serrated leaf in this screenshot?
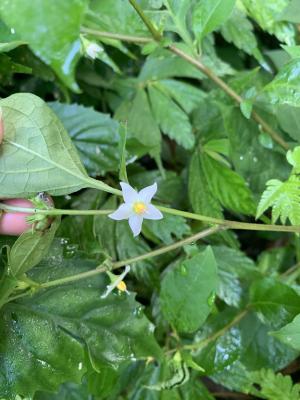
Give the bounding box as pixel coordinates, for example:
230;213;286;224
148;85;195;149
280;0;300;23
0;0;87;91
250;369;300;400
262;58;300;106
257;176;300;225
49;102;120;176
160;247;219;333
0;93;102;198
220;8;262;61
241;0;295;45
192;0;235;41
202;152;256;215
250;277;300;328
272;314;300;350
276;104;300;141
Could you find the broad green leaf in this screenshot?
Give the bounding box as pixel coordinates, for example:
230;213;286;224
225;108;289;194
193;308;242;374
241;0;295;45
192;0;236;41
35;382;90;400
115;88;161;156
262;58;300;107
272;314;300;350
220;8;262;61
89;0;153;36
282;45;300;59
277;104;300;141
49;102;120;176
0;93;101;198
279;0;300;23
160;247;219;333
148;85;195;149
0;0;88;91
0;246;162;398
238;312;298;370
202;152;256;215
0;302;86;399
8;218;60;277
250;369;300;400
250;277;300;328
118;122;129;183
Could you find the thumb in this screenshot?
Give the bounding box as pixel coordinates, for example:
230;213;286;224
0;199;33;236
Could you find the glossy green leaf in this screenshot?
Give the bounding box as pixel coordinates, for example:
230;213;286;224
220;8;262;61
0;0;88;90
250;277;300;328
277;104;300;141
49;102;120;176
262;58;300;106
272;314;300;350
0;93;100;198
192;0;235;41
160;247;219;333
148;85;195;149
0;301;86;399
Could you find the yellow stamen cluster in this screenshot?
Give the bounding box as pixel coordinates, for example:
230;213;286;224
117;281;127;292
133;201;147;215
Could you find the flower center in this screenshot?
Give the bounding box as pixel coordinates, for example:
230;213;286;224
133;201;147;215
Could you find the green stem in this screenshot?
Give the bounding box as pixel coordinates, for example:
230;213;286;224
183;309;248;351
7;226;221;298
2;202;300;233
128;0;162;41
80;27;152;43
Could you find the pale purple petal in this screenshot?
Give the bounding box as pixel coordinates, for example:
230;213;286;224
120;182;138;203
128;215;143;237
143;204;163;220
108;204;133;220
138;182;157;203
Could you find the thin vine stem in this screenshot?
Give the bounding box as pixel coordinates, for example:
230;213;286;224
2;202;300;233
80;27;152;43
6;226;221;303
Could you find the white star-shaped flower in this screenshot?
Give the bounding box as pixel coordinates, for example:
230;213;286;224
108;182;163;236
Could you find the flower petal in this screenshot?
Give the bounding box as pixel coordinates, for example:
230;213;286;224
108;204;132;220
143;204;163;220
138;182;157;203
120;182;138;203
128;215;143;236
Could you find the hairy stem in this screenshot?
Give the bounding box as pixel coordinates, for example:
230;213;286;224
80;27;152;43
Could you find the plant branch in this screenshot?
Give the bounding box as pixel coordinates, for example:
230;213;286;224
2;202;300;233
183;309;248;351
122;0;289;150
7;226;221;300
80;27;152;43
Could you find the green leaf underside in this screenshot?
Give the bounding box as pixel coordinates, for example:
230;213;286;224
0;93;94;198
